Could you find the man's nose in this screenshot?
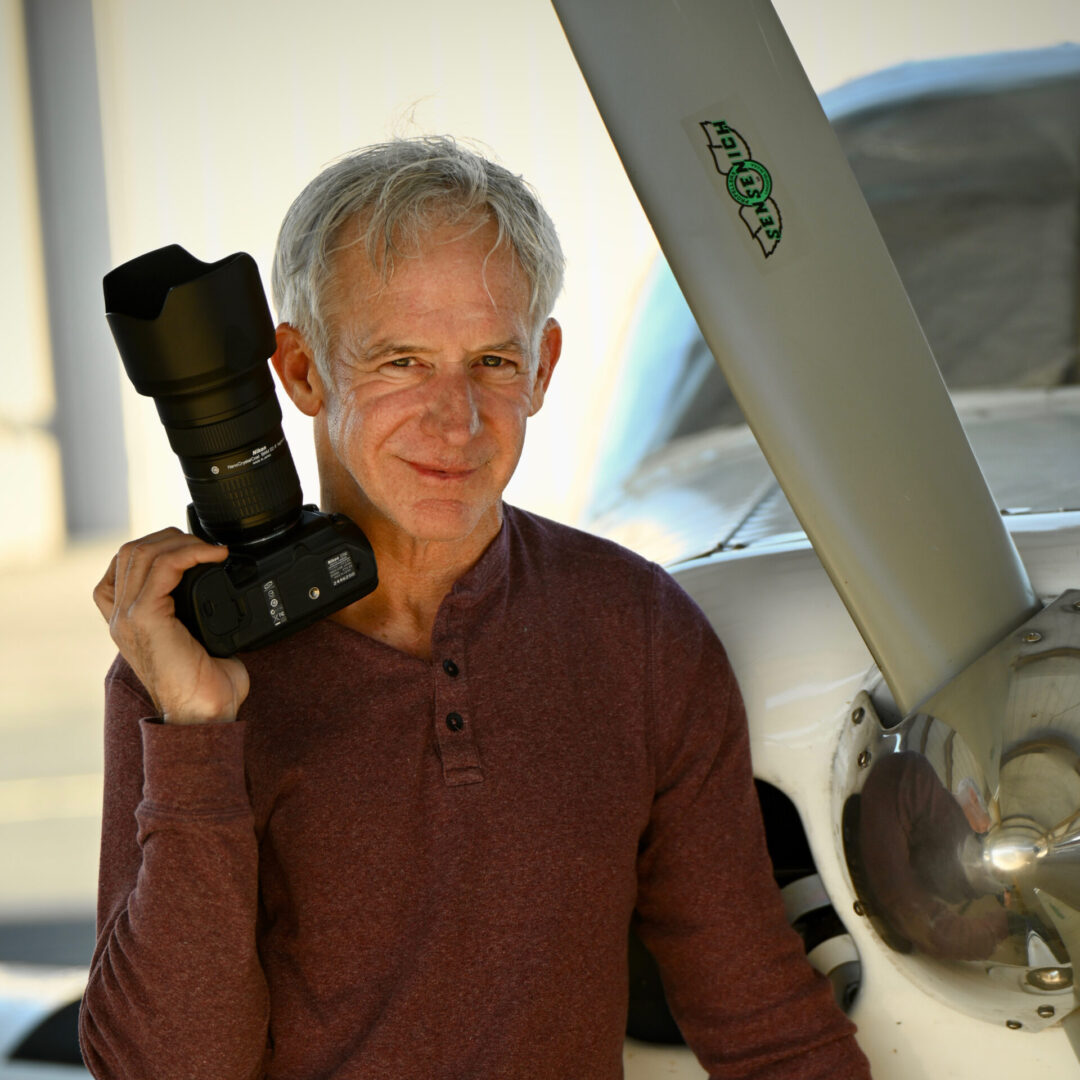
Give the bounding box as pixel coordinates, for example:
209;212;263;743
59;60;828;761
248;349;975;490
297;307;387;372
419;369;481;444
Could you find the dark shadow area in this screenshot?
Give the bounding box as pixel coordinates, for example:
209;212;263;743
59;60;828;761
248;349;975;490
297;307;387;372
10;998;85;1066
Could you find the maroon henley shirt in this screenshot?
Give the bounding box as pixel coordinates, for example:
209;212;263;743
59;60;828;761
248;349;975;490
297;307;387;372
79;506;869;1079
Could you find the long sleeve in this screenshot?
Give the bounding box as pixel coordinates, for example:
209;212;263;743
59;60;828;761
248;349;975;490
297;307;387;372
79;657;270;1080
635;566;871;1080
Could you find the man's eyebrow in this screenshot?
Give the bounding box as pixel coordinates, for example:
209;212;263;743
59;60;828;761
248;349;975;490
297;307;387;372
357;339;531;361
476;339;530;354
358;341;433;362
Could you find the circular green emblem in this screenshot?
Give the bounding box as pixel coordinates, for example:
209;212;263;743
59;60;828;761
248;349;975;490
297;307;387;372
726;160;772;207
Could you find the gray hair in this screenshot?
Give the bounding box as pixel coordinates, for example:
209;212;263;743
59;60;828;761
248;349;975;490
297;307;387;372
271;137;565;372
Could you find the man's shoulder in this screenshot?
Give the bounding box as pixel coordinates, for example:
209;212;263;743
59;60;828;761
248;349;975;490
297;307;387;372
504;503;660;580
502;504;705;626
105;651;153;709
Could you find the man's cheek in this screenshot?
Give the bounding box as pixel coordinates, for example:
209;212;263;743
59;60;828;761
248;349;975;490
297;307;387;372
325;407;370;472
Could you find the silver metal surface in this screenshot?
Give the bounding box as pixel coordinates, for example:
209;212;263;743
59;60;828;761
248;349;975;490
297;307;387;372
592;387;1080;570
555;0;1039;711
838;592;1080;1033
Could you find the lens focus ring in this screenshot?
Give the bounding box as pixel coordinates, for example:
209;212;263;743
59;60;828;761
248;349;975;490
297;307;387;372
186;446;302;543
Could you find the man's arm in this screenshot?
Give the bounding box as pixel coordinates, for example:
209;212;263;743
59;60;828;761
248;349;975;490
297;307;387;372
635;565;871;1080
78;530;269;1079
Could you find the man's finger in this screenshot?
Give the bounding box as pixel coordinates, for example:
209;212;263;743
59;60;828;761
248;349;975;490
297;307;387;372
98;529;228;630
124;540;229;621
93;553;120;620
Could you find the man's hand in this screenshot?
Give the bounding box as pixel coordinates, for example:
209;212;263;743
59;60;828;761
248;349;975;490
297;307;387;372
94;528;250;725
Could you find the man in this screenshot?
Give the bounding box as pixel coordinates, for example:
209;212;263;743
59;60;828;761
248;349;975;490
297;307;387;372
81;137;870;1078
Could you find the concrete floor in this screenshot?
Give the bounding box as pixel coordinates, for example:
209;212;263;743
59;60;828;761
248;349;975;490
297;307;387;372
0;539;124;963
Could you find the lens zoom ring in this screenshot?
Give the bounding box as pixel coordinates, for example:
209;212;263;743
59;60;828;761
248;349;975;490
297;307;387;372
167;396;283;458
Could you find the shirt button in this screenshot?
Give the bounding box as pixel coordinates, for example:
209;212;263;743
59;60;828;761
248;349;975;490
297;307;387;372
442;659;459;677
445;712;464;733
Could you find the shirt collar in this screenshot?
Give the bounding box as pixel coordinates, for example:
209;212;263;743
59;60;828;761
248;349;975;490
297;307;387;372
446;503;513;606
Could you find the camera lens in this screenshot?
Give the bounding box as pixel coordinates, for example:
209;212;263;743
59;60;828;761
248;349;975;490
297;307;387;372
154;363;300;544
104;245;303;545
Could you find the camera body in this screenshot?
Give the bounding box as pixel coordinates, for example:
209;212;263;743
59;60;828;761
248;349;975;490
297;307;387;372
176;505;377;657
104;244;377;656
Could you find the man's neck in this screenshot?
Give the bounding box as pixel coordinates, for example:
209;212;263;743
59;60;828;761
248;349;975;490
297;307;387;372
330;510;501;660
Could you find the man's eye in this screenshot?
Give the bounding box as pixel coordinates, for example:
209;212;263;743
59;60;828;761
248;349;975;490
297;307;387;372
388;358;413;368
479;355;516;371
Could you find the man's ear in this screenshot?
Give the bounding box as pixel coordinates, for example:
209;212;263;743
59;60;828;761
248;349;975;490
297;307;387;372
271;324;328;417
529;318;562;416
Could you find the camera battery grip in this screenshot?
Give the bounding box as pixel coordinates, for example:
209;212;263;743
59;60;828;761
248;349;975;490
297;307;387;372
173;505;378;657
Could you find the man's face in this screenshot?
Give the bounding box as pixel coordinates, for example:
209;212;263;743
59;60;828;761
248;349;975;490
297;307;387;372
312;217;560;551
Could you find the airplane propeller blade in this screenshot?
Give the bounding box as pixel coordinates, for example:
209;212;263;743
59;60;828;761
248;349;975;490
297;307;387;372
552;0;1038;719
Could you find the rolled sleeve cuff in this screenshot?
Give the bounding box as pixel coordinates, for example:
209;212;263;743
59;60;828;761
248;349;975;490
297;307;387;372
140;717;249;813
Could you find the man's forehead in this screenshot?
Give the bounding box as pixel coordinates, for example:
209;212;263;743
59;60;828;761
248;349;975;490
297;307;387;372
328;217;529;311
319;223;538;356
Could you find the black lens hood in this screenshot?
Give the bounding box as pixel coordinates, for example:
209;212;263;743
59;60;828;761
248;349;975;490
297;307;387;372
104;244;277;397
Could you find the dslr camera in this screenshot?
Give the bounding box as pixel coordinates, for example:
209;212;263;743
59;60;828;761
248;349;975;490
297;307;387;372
104;244;377;657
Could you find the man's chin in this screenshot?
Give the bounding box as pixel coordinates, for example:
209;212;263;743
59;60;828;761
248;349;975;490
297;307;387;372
384;499;503;548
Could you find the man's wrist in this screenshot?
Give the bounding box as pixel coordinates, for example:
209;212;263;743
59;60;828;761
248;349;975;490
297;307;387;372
161;711;237;726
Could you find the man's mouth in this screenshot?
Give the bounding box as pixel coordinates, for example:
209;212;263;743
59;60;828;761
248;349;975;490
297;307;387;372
405;461;478;481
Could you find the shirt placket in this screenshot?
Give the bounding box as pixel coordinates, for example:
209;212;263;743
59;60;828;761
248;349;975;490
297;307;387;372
431;628;483;786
